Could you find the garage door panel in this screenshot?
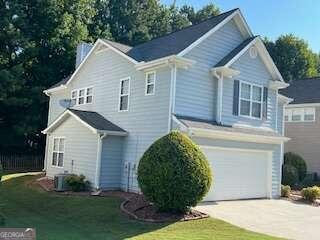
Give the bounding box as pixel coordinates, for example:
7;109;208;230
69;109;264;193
201;147;270;201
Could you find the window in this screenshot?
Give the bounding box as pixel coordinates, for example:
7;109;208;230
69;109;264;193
70;87;93;105
119;77;130;111
52;137;65;167
239;82;263;119
145;71;155;95
285;107;315;122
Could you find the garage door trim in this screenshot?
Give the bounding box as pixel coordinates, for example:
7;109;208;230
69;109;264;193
200;145;273;199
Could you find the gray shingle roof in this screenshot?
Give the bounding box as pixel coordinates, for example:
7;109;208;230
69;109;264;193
47;9;238;90
176;115;282;137
280;77;320;104
69;109;126;133
215;36;257;67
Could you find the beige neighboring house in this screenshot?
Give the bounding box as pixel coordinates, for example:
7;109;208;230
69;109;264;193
281;77;320;175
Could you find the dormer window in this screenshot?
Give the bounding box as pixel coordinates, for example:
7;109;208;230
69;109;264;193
145;71;155;95
71;87;93;106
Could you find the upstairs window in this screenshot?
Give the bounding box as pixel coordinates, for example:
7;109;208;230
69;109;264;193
52;137;65;167
285;107;315;122
145;71;155;95
70;87;93;106
119;77;130;111
239;82;263;119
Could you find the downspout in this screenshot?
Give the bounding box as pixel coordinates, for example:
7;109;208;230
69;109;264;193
213;70;223;124
95;133;107;190
168;63;177;132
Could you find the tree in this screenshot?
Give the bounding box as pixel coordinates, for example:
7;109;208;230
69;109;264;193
180;3;220;24
0;0;96;152
265;34;320;82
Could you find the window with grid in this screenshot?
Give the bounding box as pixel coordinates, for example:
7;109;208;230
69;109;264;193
52;138;65;167
119;77;130;111
145;72;155;95
70;87;93;105
239;82;263;119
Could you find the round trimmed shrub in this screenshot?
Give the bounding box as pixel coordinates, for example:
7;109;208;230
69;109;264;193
282;164;299;186
137;131;212;213
284;152;307;181
301;186;320;202
281;185;291;197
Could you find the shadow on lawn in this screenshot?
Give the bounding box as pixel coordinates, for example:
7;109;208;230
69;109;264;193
0;174;175;240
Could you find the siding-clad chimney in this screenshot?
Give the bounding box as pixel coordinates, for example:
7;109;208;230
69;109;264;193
76;43;93;68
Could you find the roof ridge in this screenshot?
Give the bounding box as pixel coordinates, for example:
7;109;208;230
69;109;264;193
131;8;239;48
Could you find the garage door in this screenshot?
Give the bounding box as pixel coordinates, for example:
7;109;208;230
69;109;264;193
201;147;271;201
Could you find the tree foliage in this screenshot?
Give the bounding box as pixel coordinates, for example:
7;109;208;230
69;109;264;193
0;0;220;152
265;34;320;82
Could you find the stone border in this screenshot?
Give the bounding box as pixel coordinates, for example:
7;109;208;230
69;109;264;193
120;199;209;223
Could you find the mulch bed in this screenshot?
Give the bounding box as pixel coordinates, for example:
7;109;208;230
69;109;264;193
36;176;208;222
121;194;209;223
282;192;320;207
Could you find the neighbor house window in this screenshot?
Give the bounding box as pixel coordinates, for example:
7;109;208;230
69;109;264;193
239;82;263;119
70;87;93;105
119;77;130;111
52;137;65;167
285;107;315;122
145;71;155;95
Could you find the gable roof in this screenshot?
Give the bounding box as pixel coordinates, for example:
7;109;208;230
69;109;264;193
42;109;127;135
45;8;252;92
215;36;257;67
280;77;320;104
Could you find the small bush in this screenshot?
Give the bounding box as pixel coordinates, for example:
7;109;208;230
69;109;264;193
282;164;299;186
281;185;291;197
138;131;212;213
65;174;90;192
301;186;320;202
284;152;307;181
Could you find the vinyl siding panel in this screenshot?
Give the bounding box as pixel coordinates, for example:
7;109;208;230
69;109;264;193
285;106;320;174
46;49;171;191
47;90;68;125
193;137;282;197
175;20;245;120
46;116;98;185
277;101;284;134
100;136;124;189
222;49;277;129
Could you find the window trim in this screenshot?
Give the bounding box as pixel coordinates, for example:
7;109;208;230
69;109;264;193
285;107;316;122
238;80;263;120
145;71;156;96
118;77;131;112
52;137;65;168
70;86;94;106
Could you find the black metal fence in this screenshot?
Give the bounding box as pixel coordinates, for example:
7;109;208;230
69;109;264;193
0;153;44;173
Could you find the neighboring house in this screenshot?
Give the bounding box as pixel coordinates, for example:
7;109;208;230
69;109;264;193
280;77;320;175
42;8;290;201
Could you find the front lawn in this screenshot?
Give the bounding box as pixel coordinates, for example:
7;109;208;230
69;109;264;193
0;174;283;240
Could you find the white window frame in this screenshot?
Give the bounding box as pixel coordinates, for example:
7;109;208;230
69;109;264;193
285;107;315;122
239;81;263;120
118;77;130;112
145;71;156;96
52;137;65;168
70;86;94;106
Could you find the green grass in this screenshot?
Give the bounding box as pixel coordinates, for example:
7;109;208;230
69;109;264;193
0;174;284;240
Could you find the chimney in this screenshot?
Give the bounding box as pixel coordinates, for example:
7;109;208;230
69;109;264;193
76;43;93;68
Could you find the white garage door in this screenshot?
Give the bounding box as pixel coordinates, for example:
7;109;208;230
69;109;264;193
201;147;271;201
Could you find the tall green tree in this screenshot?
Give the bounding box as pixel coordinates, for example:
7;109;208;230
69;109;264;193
265;34;320;82
179;3;220;24
0;0;96;152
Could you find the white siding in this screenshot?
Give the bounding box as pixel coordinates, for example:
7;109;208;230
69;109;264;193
46;116;98;185
47;90;68;124
47;49;171;191
175;20;245;120
222;48;277;130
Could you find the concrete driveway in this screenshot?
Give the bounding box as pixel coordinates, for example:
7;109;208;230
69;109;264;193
196;199;320;240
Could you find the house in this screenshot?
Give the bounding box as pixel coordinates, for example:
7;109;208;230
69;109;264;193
42;8;290;201
280;77;320;175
